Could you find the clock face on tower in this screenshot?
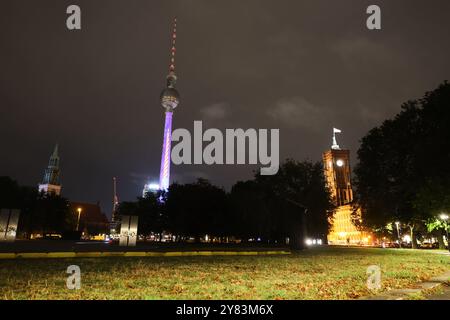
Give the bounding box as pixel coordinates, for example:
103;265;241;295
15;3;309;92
323;149;353;206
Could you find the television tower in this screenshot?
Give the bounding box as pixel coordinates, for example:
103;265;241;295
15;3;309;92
159;17;180;190
112;177;119;222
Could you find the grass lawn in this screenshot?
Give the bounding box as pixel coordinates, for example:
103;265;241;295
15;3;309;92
0;247;448;300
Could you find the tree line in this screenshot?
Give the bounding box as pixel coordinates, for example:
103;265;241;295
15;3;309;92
118;160;334;248
0;159;333;248
354;81;450;248
0;176;75;237
4;82;448;249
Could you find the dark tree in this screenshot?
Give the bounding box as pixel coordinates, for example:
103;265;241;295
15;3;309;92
354;81;450;247
229;180;271;240
164;179;228;241
0;176;73;237
255;160;334;248
116;161;333;248
33;193;73;235
229;160;334;249
117;191;163;236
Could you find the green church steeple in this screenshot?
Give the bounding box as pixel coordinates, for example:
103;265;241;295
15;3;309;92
39;144;61;195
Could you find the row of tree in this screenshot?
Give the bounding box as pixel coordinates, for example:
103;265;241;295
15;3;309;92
4;82;448;249
354;81;450;248
1;159;334;247
118;160;334;248
0;176;75;237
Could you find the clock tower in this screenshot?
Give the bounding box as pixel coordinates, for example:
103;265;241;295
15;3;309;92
323;148;353;206
323;129;371;245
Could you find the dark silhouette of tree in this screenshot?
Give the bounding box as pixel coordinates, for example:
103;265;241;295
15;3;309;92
0;176;73;237
113;161;333;247
227;160;334;249
355;81;450;248
33;193;73;235
1;176;36;238
117;191;163;236
164;179;228;241
229;180;271;240
254;160;334;248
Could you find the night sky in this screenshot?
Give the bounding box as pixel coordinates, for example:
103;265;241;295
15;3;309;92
1;0;449;218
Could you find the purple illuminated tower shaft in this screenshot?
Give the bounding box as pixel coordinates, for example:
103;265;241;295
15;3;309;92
159;111;173;190
158;17;179;191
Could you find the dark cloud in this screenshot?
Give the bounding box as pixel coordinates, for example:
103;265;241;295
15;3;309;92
199;102;229;121
267;97;329;132
1;0;449;217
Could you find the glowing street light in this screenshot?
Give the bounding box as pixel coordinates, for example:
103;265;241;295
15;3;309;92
395;221;401;248
76;207;82;231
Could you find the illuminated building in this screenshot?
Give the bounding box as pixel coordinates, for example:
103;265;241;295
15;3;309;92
323;129;372;245
158;17;180;191
142;183;160;197
38;144;61;196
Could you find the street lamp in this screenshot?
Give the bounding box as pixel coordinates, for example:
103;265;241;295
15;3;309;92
395;221;401;248
76;207;82;231
439;214;449;252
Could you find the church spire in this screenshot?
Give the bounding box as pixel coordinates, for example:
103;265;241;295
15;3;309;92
43;143;60;184
52;143;59;157
38;143;62;195
48;143;59;167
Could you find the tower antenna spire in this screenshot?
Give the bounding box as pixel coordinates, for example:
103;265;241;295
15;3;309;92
157;17;181;192
169;17;177;74
112;177;119;222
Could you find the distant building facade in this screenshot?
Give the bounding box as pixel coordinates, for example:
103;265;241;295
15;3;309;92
323;129;372;245
38;144;61;196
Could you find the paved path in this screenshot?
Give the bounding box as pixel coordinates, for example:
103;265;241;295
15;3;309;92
426;284;450;300
361;270;450;300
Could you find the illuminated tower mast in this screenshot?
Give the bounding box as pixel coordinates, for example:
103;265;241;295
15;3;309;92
112;177;119;222
159;17;180;190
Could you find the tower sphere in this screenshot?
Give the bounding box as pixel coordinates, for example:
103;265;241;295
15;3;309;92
160;87;180;111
